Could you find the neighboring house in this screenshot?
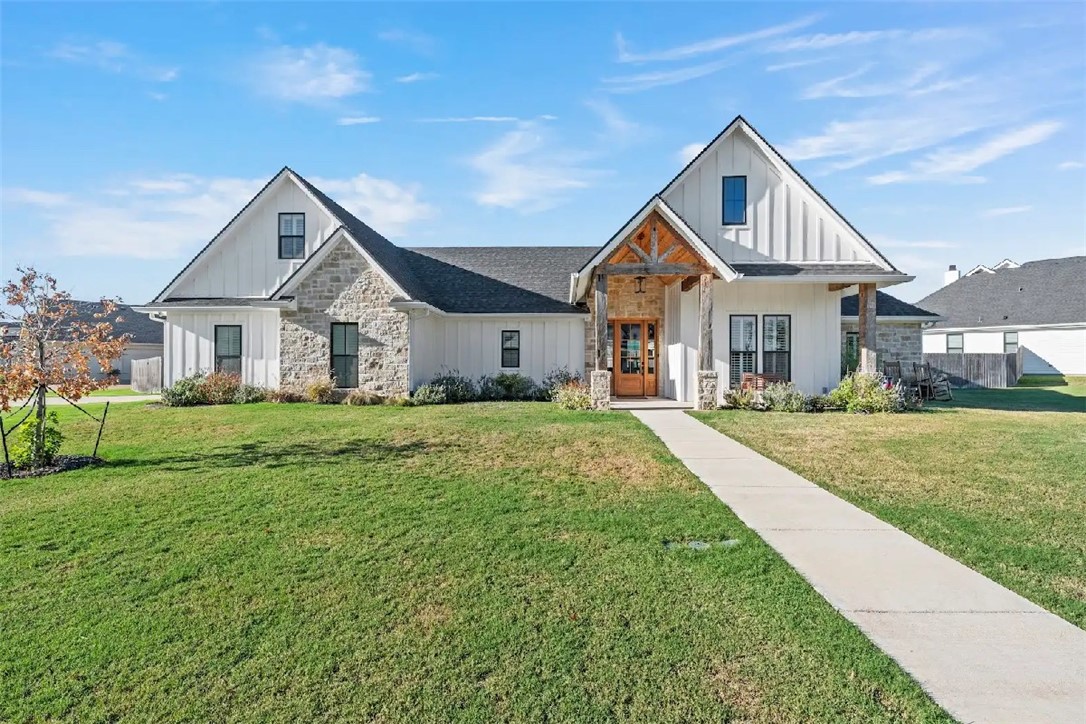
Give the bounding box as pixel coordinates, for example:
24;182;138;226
138;116;913;407
76;301;165;383
919;257;1086;376
840;291;940;372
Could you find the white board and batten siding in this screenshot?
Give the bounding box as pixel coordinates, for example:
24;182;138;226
409;313;585;389
162;309;280;387
924;327;1086;375
168;179;339;299
665;281;841;402
663;128;874;265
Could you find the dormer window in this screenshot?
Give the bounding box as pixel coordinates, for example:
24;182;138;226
722;176;747;225
279;213;305;259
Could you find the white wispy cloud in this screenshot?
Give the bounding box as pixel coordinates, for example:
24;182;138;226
616;14;819;63
602;57;733;93
765;57;829;73
395;71;439;83
584;98;644;144
678;143;705;165
768;27;970;53
3;171;432;259
801;63;970;100
469;124;601;212
981;205;1033;217
378;29;436;55
336;116;381;125
416;115;558;124
868;121;1063;185
1057;160;1084;170
47;39;178;82
249;44;370;102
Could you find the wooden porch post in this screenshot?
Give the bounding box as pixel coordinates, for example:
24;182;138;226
858;282;877;374
594;274;607;371
698;273;713;370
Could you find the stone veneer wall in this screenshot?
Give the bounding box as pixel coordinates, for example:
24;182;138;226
279;240;409;395
841;321;923;368
583;275;667;372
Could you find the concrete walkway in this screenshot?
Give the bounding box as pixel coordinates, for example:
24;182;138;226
633;409;1086;724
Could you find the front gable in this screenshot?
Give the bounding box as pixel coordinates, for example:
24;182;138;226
661;117;894;269
155;169;339;301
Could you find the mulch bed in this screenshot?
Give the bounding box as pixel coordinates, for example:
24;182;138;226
1;456;103;479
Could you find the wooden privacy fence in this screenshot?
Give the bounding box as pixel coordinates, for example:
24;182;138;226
922;351;1022;389
131;356;163;393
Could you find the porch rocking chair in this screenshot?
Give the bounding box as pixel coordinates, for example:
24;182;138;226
913;362;953;401
882;361;903;384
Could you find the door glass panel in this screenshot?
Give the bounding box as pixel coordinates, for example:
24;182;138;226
606;324;614;371
647;323;656;374
620;323;642;375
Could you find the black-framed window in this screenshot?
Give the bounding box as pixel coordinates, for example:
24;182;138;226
214;325;242;376
844;331;859;375
947;333;964;354
279;212;305;259
501;330;520;368
331;323;359;388
763;315;791;381
722;175;747;225
1003;331;1018;355
729;315;757;388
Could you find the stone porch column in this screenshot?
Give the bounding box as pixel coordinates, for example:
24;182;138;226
695;272;718;410
590;273;611;410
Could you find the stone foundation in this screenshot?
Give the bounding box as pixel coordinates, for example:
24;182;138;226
695;370;718;410
590;370;611;411
279;240;409;396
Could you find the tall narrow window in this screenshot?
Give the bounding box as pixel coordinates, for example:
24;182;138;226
729;315;757;388
331;323;359;387
947;333;964;354
214;325;242;376
722;176;747;225
501;330;521;368
279;212;305;259
1003;331;1018;354
844;332;859;375
762;315;791;381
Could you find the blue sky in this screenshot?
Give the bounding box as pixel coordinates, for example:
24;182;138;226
2;2;1083;304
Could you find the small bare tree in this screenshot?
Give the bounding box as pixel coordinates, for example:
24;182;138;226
0;268;129;467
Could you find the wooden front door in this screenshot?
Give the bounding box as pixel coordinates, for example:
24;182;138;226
612;320;658;397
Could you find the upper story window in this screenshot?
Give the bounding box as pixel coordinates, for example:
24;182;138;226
279;213;305;259
947;333;964;354
722;176;747;226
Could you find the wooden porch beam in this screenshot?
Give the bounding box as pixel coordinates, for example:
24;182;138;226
827;282;853;292
699;273;713;371
594;274;608;371
858;282;877;374
600;262;704;276
624;240;651;263
680;275;700;292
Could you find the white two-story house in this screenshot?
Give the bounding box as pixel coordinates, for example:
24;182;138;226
139;116;912;408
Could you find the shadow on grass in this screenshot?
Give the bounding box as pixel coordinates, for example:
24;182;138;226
105;438;436;472
931;387;1085;413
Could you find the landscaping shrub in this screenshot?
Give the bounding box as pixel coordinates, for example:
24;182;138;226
202;371;242;405
478;372;539;401
428;371;476;403
305;376;336;404
828;372;910;413
266;387;306;403
552;381;592;410
761;382;808;413
410;384;447;406
161;373;209;407
720;387;757;410
233;384;267;404
541;368;582;399
805;394;830;413
343;389;385;406
9;411;63;468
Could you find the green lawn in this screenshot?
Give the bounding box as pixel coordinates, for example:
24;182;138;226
694;385;1086;628
46;385;153;399
0;403;948;722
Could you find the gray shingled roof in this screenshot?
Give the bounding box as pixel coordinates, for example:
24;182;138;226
404;247;596;314
916;256;1085;328
733;263;900;277
840;290;939;319
70;301;162;344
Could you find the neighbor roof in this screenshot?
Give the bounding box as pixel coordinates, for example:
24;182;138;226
917;256;1086;329
70;301;163;344
840;291;939;320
